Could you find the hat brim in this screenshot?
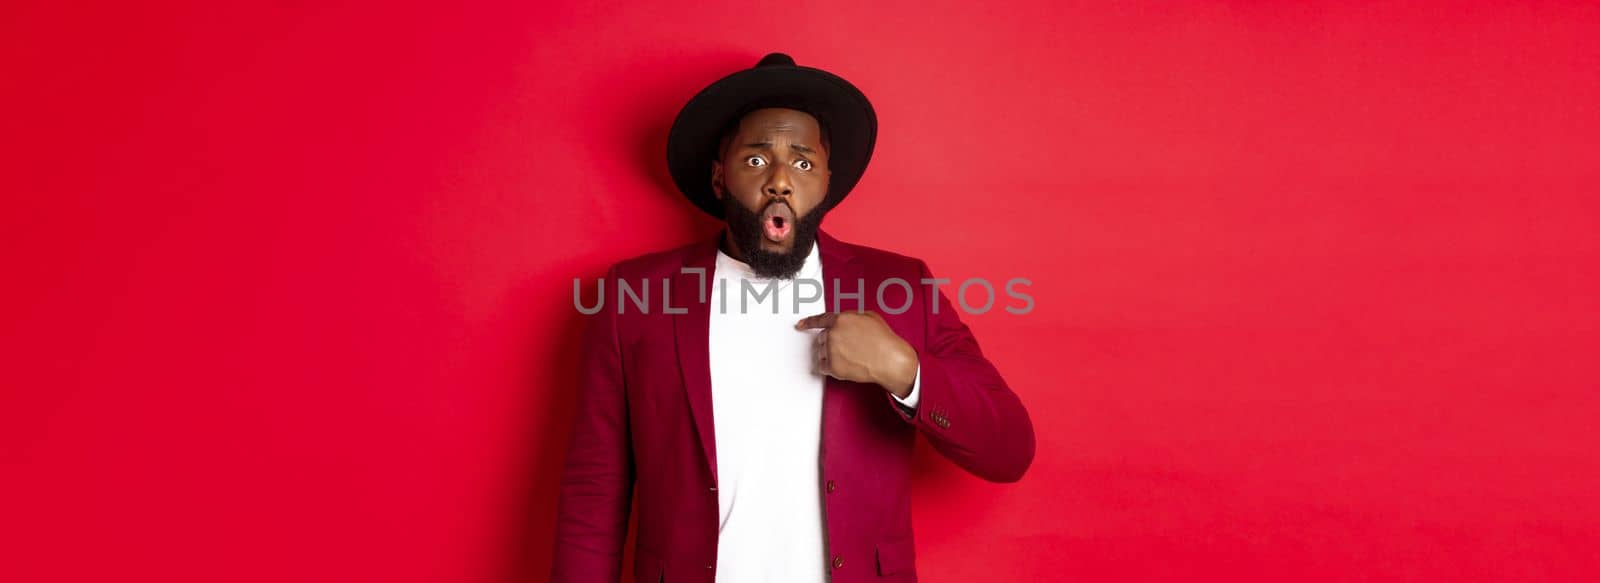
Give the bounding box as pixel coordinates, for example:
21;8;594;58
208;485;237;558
667;63;876;218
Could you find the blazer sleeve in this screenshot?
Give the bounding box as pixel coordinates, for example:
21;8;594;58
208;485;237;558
891;259;1037;483
551;265;634;582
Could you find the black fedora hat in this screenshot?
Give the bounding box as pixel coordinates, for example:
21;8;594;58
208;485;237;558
667;52;877;218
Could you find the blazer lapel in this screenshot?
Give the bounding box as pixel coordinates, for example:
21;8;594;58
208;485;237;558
673;232;721;484
815;229;862;461
816;228;863;311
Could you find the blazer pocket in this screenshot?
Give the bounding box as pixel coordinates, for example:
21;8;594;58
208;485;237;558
875;535;916;576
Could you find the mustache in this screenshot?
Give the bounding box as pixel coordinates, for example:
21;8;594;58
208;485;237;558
756;199;795;216
728;198;808;224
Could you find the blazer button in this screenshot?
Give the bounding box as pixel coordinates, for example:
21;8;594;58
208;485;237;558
832;555;844;569
825;480;837;493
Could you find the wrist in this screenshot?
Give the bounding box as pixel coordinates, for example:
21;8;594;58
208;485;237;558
874;340;919;398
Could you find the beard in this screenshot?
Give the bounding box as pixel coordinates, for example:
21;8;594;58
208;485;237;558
722;196;828;279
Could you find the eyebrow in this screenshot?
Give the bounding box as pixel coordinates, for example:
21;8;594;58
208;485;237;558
742;142;819;156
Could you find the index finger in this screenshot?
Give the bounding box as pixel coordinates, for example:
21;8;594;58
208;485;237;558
794;312;839;330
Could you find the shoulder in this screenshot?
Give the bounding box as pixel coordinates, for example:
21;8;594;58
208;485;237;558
824;233;932;278
603;239;706;280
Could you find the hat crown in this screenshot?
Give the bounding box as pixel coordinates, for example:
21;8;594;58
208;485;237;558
756;52;796;68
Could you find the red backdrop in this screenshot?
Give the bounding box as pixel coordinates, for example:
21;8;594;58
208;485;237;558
4;2;1598;581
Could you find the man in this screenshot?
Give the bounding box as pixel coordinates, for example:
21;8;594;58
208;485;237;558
553;53;1034;583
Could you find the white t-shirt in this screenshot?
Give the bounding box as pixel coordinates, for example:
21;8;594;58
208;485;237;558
708;240;918;582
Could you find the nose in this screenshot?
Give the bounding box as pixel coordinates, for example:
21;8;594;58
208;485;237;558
763;165;793;199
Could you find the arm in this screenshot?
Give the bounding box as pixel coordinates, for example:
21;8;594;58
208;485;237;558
551;266;634;582
898;260;1035;483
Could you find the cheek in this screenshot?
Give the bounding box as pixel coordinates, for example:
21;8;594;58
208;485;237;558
801;172;829;203
725;172;761;195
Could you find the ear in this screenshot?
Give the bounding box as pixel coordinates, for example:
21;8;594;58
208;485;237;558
711;159;726;200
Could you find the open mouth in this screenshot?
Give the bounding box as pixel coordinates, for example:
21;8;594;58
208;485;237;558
760;203;794;243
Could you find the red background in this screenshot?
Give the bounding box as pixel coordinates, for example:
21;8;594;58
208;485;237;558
4;2;1598;581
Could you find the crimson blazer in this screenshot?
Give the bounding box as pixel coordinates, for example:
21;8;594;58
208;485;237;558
552;229;1035;583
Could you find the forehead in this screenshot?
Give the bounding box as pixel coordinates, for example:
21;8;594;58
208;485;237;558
734;107;822;140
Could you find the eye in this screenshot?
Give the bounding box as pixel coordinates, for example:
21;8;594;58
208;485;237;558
793;159;812;171
745;156;766;167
